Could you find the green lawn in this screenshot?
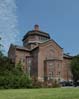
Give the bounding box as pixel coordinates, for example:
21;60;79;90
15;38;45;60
0;88;79;99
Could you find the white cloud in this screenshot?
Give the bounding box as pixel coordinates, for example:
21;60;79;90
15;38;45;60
0;0;19;54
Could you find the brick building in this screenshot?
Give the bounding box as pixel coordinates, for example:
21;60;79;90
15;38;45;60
8;25;72;82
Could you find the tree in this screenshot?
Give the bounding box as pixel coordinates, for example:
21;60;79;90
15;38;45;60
0;37;1;47
0;37;3;58
71;55;79;84
0;37;14;75
0;38;32;89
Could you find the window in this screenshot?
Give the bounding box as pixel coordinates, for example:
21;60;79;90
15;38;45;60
39;36;48;41
49;63;53;70
26;56;32;76
46;48;55;59
48;72;53;80
48;62;54;80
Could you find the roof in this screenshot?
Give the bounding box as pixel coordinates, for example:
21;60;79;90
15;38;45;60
63;53;73;59
22;30;50;41
39;39;63;49
9;44;39;52
15;45;30;51
9;35;63;53
9;44;73;60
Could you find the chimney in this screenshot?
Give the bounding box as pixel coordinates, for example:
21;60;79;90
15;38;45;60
34;24;39;31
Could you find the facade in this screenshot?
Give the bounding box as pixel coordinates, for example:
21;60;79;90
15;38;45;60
8;25;72;82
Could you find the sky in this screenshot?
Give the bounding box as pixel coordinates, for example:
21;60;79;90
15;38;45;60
0;0;79;56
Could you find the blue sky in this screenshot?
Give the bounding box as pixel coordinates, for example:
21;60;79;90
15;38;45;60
0;0;79;55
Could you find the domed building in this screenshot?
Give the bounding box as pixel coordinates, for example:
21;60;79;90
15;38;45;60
8;25;72;82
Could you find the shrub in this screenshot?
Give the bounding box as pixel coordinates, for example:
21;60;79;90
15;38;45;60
32;77;44;88
45;80;60;88
0;74;32;89
19;74;32;88
52;80;60;88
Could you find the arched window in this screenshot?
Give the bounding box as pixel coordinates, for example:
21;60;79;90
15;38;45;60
45;47;55;59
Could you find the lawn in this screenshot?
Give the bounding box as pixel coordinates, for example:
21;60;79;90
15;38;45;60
0;88;79;99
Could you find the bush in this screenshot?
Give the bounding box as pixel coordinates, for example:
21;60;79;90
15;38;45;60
19;74;32;88
0;74;32;89
32;77;44;88
45;80;61;88
32;77;60;88
0;43;33;89
52;80;60;88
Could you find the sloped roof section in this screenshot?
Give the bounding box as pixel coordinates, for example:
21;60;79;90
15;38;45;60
9;44;39;52
39;39;63;49
9;44;30;52
15;45;30;51
63;53;73;59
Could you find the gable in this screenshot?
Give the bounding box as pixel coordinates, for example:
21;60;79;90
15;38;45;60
39;40;63;60
39;39;63;51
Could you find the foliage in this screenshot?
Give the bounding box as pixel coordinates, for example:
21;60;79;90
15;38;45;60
0;57;14;74
32;77;60;88
19;74;32;88
52;80;60;88
0;56;32;89
15;61;23;72
44;80;60;88
13;61;23;75
0;54;32;89
71;55;79;82
32;81;44;88
0;74;32;89
0;52;15;76
0;37;2;48
0;38;32;89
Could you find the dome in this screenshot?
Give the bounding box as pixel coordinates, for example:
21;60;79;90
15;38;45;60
22;25;50;41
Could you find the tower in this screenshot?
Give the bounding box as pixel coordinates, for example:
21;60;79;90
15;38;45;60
22;25;50;49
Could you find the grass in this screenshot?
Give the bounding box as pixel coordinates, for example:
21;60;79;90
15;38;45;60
0;88;79;99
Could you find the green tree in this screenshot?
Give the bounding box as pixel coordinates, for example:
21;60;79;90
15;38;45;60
0;37;14;75
0;38;32;89
71;55;79;83
0;37;3;57
0;37;1;47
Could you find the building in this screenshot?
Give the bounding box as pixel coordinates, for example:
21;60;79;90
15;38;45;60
8;25;72;82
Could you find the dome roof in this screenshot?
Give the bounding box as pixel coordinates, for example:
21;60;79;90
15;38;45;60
22;25;50;41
